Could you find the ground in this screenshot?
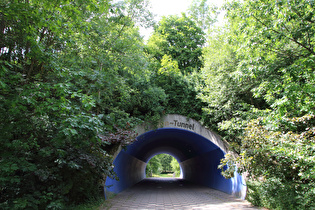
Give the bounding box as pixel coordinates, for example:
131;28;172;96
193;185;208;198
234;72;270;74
103;178;261;210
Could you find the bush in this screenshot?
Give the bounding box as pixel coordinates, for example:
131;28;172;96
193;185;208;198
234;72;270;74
246;181;262;207
220;115;315;209
247;178;315;210
260;178;296;210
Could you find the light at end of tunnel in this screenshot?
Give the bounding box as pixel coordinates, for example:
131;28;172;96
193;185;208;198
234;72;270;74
145;153;183;179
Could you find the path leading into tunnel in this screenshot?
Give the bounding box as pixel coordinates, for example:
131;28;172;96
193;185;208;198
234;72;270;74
103;178;260;210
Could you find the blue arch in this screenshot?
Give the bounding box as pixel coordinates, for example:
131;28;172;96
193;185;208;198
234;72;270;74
105;128;246;198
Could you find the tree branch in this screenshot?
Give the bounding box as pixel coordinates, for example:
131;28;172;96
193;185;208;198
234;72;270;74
252;15;315;56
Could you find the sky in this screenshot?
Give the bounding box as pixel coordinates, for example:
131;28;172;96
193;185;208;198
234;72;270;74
150;0;194;18
140;0;225;39
150;0;224;19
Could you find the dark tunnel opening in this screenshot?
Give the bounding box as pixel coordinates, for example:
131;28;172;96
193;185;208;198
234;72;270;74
105;128;246;199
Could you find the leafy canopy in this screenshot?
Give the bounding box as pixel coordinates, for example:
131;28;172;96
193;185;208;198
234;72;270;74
147;13;205;73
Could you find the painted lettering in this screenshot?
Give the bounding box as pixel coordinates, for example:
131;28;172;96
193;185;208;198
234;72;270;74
170;120;195;131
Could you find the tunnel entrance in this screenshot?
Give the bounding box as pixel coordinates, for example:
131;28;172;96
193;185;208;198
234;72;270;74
105;114;246;199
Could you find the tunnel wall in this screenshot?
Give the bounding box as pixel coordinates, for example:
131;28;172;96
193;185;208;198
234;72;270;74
106;151;145;194
180;148;246;197
181;149;230;193
105;114;247;199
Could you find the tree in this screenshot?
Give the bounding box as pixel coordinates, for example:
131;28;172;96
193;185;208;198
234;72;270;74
145;15;207;120
214;0;315;209
147;13;205;73
220;115;315;209
151;55;205;120
224;0;315;119
0;0;158;208
0;0;114;208
146;155;162;176
170;157;181;177
157;154;173;172
198;24;268;152
187;0;218;32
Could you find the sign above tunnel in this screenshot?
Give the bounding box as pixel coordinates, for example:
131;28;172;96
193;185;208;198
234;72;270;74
160;115;197;131
162;119;195;131
136;114;229;154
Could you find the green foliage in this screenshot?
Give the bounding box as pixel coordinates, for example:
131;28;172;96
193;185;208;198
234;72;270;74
199;25;268;152
201;0;315;149
146;154;180;177
2;0;314;209
152;56;206;120
146;155;162;176
147;13;205;73
158;55;181;75
0;0;159;208
219;115;315;209
187;0;218;32
225;0;315;118
170;157;181;177
0;69;114;209
144;13;207;121
201;0;315;209
67;194;107;210
247;179;298;210
157;154;173;172
241;116;315;209
122;0;155;28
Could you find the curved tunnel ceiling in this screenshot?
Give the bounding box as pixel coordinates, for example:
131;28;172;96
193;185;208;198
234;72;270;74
105;115;247;199
127;128;219;163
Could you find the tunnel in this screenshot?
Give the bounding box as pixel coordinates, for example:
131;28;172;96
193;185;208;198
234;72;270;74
105;115;246;199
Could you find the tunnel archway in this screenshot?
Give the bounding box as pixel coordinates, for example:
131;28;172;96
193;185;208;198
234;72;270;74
105;114;246;199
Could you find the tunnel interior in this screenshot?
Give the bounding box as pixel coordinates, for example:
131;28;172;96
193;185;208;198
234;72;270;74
105;128;246;199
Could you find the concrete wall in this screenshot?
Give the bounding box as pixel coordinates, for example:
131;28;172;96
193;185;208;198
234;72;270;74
136;114;230;154
180;148;246;198
105;114;247;199
106;151;146;194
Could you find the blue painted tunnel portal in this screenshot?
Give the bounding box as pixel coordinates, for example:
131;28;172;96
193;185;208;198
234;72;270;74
105;127;246;199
